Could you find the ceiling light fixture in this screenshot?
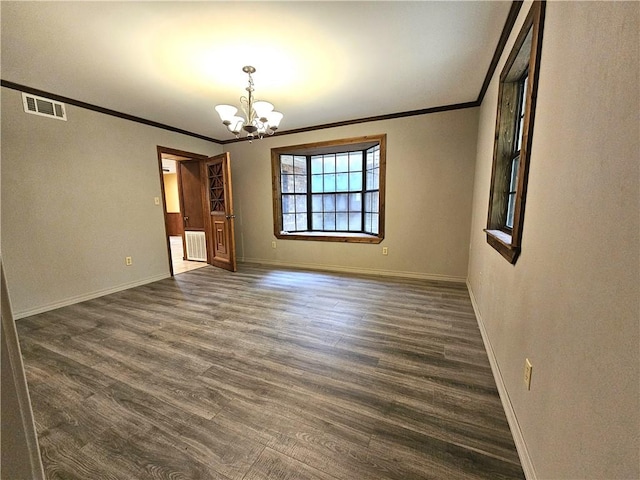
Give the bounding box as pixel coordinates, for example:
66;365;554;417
215;66;283;141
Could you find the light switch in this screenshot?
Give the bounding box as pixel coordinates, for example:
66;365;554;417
154;197;160;205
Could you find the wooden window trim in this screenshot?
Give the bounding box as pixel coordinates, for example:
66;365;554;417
486;1;545;264
271;134;386;244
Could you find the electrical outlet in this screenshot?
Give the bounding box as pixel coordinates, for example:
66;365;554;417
382;246;388;255
271;241;277;249
125;256;133;266
524;358;532;390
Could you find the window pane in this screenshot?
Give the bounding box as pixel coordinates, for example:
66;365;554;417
281;174;294;193
336;153;349;173
506;193;516;229
296;213;307;230
370;167;379;190
349;151;363;171
510;156;520;192
364;213;372;233
283;214;296;231
312;194;323;212
323;155;335;174
294;156;307;174
312;213;323;230
371;192;379;213
366;171;374;190
349;172;362;191
294;174;307;193
336;194;348;212
282;195;295;213
324;174;336;192
323;194;335;212
349;193;362;211
364;192;372;212
336;213;348;231
295;195;307;213
281;155;294;174
336;173;349;192
323;213;336;230
371;213;379;234
366;150;374;170
311;174;323;193
373;147;380;168
349;212;361;231
311;155;323;174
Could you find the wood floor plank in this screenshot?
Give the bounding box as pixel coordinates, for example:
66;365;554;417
17;263;524;479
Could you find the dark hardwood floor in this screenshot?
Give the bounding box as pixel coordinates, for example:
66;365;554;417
16;264;525;479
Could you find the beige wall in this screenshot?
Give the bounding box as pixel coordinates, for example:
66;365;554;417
224;108;479;281
163;172;180;213
1;87;221;317
467;2;639;479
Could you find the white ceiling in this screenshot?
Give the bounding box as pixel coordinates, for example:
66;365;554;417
1;1;512;142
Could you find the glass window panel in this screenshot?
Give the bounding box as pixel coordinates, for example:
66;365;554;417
311;174;323;193
364;192;373;213
371;213;379;234
336;213;348;231
323;213;336;230
349;172;362;191
282;195;295;213
283;213;296;231
349;151;363;171
366;150;374;170
281;174;294;193
312;213;323;230
349;193;362;211
296;213;307;230
371;192;379;213
324;174;336;192
364;213;372;233
311;155;323;174
336;153;349;173
336;194;348;212
336;173;349;192
280;155;294;174
506;193;516;229
510;156;520;192
349;212;361;231
294;174;307;193
371;167;379;190
373;147;380;168
323;194;335;212
312;194;323;212
323;155;335;174
294;156;307;174
295;195;307;213
366;171;374;191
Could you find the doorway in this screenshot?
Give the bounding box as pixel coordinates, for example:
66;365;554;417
157;146;237;276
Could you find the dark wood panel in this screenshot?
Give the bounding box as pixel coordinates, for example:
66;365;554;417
164;212;183;236
17;264;525;479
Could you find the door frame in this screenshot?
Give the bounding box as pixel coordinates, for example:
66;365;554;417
156;146;210;276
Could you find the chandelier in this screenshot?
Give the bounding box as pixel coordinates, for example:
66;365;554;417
215;66;283;141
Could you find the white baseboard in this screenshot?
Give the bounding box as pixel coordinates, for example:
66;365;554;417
13;273;170;320
466;280;537;480
239;257;466;283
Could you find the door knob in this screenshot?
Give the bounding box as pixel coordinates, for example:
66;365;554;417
225;214;236;219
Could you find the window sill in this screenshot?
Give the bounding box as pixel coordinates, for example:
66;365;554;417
484;229;520;264
276;231;383;244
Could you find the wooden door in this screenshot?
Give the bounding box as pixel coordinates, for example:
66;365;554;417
204;153;237;272
177;160;205;259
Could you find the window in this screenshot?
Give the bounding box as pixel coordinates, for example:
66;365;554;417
272;135;386;243
486;1;545;264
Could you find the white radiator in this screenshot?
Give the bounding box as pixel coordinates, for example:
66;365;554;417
184;231;207;261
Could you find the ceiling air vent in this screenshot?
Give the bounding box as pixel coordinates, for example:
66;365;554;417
22;92;67;121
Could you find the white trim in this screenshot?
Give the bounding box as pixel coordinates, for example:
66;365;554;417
12;273;170;320
1;259;46;479
466;279;537;480
240;258;466;283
